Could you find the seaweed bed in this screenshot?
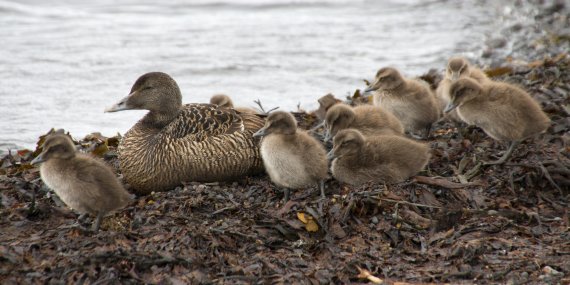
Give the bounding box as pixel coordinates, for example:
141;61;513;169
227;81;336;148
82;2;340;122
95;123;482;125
2;4;570;285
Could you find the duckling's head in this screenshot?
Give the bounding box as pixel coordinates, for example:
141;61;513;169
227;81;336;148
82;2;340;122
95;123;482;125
447;57;470;81
324;104;355;141
210;94;234;108
253;111;297;137
445;77;482;113
318;94;338;111
364;67;404;93
105;72;182;114
327;129;365;160
31;134;76;165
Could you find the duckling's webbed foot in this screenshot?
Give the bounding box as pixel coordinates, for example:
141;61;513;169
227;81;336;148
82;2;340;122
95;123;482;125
77;213;89;223
483;141;520;165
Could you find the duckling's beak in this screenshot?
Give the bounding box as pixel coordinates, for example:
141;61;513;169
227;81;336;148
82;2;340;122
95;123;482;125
363;85;379;94
444;103;458;113
30;153;45;165
105;91;136;113
326;150;336;161
252;127;268;138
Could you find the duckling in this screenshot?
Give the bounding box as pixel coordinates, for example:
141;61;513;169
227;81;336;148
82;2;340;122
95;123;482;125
328;129;430;186
253;111;328;201
436;57;489;121
445;78;551;165
105;72;265;194
314;93;342;121
210;94;258;114
30;134;132;231
365;67;440;139
324;103;404;141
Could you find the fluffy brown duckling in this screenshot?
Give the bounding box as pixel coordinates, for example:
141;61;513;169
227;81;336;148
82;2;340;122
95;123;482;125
210;94;258;114
253;111;328;201
105;72;265;194
436;57;489;121
328;129;430;186
314;93;342;121
365;67;440;139
31;134;132;231
324;104;404;141
445;78;551;165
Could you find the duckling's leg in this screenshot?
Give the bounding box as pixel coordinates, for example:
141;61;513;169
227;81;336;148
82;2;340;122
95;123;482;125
484;141;520;165
283;188;291;202
92;212;104;231
317;180;326;200
423;125;432;140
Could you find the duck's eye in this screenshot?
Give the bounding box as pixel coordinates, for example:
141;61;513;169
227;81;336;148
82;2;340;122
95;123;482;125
142;86;153;91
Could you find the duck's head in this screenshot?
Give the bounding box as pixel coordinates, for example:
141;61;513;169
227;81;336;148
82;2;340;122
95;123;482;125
210;94;234;108
364;67;404;93
253;111;297;137
105;72;182;114
318;94;339;111
447;57;470;81
445;77;482;113
31;134;76;165
324;104;355;142
327;129;364;160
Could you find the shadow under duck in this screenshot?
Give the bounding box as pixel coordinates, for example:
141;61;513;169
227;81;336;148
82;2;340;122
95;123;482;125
106;72;265;194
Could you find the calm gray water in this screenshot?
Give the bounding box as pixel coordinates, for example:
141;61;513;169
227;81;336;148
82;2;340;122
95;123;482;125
1;0;521;150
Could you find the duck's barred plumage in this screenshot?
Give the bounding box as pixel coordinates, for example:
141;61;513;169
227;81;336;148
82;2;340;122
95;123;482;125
119;103;265;194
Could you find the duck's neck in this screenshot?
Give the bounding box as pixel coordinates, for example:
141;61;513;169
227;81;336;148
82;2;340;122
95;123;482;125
141;108;181;129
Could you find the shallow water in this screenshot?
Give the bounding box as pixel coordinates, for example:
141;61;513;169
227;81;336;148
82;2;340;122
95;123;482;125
1;0;521;150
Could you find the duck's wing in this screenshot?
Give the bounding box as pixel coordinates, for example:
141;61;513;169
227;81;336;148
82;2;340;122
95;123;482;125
163;103;256;141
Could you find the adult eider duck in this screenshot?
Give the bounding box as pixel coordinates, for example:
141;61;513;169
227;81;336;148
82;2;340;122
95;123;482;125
106;72;265;194
445;78;550;165
365;67;440;139
328;129;430;186
31;134;132;231
253;111;328;201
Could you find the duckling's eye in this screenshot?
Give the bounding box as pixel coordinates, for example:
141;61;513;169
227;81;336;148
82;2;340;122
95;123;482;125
142;86;153;91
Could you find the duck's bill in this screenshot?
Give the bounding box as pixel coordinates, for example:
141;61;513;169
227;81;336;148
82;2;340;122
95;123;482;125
444;103;458;113
30;153;45;165
252;127;268;138
363;85;378;93
326;150;336;161
105;92;136;112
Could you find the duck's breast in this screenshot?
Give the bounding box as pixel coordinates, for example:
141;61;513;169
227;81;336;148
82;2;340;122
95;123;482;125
40;161;96;215
260;135;312;189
